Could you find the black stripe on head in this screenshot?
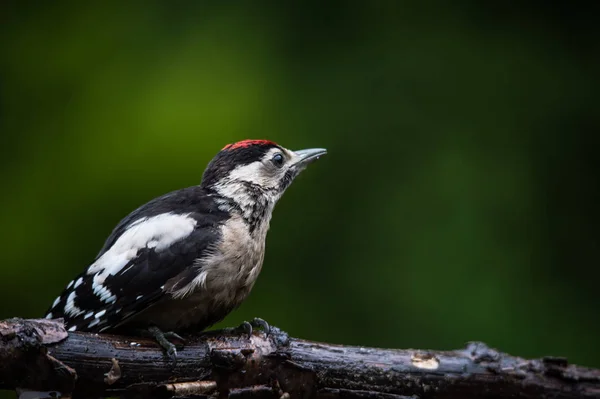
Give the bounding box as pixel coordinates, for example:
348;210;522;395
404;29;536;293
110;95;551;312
201;140;280;188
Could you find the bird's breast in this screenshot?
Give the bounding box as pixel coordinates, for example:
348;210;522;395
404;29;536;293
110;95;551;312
205;214;267;291
158;214;269;330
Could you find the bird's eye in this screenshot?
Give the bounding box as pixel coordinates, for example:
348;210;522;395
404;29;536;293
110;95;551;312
271;153;284;167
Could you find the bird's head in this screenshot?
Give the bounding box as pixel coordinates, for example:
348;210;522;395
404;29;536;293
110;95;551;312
201;140;326;207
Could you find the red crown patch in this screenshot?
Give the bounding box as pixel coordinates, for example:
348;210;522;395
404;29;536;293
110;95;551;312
222;140;277;150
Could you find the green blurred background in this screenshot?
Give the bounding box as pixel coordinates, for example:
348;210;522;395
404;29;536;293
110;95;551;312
1;2;599;387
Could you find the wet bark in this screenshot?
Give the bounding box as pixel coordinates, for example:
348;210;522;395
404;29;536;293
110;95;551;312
1;318;599;398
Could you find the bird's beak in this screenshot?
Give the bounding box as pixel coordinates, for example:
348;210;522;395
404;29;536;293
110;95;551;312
292;148;327;168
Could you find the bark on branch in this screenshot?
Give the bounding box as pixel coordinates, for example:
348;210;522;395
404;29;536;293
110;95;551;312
1;318;599;399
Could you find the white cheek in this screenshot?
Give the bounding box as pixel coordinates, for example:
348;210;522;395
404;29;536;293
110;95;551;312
226;147;289;188
227;161;270;186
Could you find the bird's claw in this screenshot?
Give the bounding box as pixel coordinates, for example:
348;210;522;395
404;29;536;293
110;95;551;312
233;317;271;338
239;321;253;338
166;345;178;364
163;331;186;343
251;317;271;336
147;326;184;366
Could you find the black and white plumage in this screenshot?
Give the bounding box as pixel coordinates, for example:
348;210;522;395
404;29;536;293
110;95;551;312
45;140;326;339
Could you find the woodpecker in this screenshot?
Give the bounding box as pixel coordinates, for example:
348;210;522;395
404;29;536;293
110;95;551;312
45;140;326;359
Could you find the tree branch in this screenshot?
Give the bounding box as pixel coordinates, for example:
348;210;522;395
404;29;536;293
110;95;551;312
1;318;599;398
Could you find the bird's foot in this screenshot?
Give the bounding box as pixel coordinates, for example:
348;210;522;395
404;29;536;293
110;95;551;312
147;326;185;365
163;330;186;342
225;317;271;338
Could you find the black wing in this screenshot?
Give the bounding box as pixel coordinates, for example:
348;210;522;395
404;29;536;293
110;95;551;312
45;186;228;332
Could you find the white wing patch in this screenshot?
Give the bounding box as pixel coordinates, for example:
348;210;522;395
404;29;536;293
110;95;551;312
87;212;197;286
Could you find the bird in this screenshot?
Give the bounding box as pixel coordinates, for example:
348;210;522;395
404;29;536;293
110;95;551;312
44;139;326;360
